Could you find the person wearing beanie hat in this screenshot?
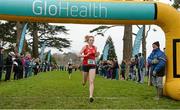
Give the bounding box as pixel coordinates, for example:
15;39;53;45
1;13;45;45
147;41;167;100
153;41;160;48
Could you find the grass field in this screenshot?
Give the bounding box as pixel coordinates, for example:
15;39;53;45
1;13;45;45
0;71;180;109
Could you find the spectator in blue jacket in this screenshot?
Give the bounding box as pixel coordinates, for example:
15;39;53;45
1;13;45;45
24;54;31;78
138;53;145;83
147;41;166;100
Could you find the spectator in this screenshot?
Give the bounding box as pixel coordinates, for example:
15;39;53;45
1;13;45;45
13;53;22;80
113;59;119;80
147;41;166;100
135;55;140;82
24;54;31;78
120;60;126;80
5;52;14;81
19;53;25;79
138;53;145;83
129;58;136;81
0;47;4;81
33;58;40;75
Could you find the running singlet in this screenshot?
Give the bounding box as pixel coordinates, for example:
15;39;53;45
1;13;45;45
82;45;96;66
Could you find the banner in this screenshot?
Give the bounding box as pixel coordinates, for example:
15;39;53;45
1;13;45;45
103;44;110;60
18;23;28;54
132;27;144;56
0;1;156;20
39;42;46;62
47;50;51;63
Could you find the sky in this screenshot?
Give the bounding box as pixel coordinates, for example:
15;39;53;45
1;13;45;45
46;0;173;63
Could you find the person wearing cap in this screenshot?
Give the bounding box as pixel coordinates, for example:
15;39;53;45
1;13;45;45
147;41;166;100
0;47;4;81
5;52;14;81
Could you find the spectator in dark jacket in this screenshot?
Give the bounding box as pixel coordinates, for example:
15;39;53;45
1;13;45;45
0;47;4;81
135;55;140;82
5;52;14;81
120;60;126;80
33;58;40;75
13;54;22;80
147;41;166;100
18;54;24;79
113;59;119;80
138;53;145;83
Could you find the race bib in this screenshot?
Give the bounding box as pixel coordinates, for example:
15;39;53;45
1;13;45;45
88;59;95;65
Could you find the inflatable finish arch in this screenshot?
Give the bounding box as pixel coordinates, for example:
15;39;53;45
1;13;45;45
0;0;180;100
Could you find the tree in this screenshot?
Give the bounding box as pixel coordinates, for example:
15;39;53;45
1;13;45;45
100;36;117;61
135;25;151;59
172;0;180;9
0;21;16;48
90;25;117;36
105;36;117;60
27;23;71;58
32;23;39;58
123;25;132;61
63;52;81;65
0;21;31;55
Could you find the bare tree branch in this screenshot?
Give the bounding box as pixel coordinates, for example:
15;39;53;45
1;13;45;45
136;25;141;29
145;25;151;38
132;33;137;36
90;25;122;37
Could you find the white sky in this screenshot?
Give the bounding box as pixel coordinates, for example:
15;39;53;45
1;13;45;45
47;0;173;63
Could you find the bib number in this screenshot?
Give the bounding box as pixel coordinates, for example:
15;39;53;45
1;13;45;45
88;59;95;65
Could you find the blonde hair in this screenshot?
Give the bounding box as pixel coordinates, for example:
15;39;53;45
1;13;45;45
84;35;94;42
